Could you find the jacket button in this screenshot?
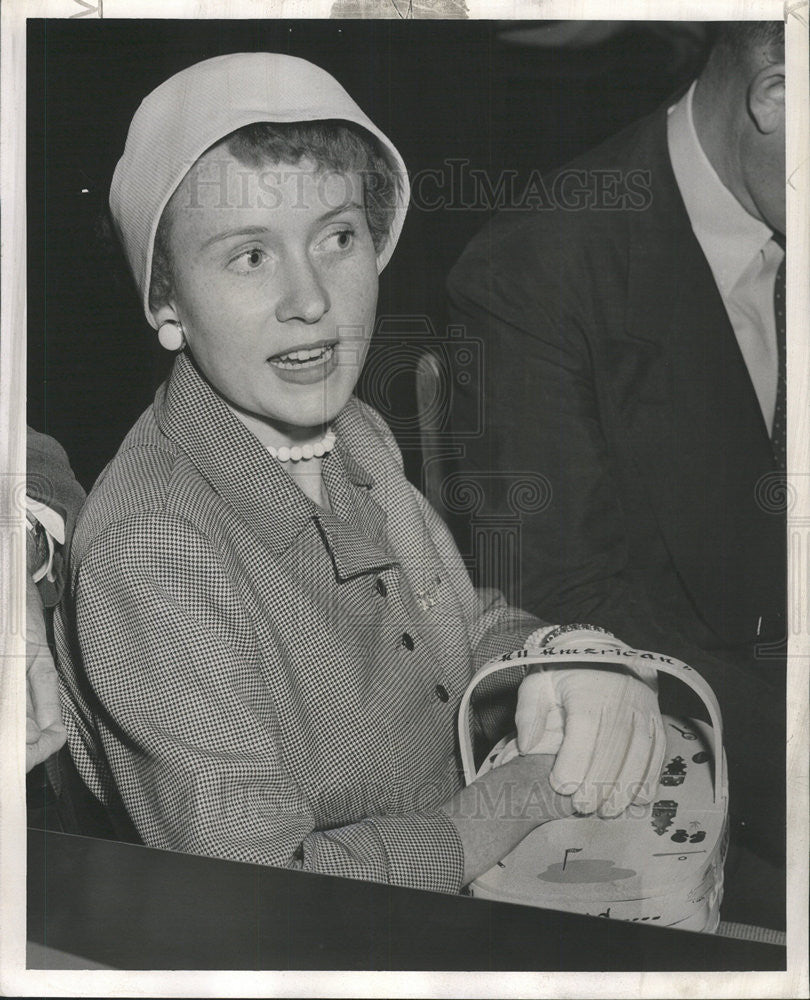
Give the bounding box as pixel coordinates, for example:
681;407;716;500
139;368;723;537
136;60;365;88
375;578;387;598
401;632;415;651
435;684;449;702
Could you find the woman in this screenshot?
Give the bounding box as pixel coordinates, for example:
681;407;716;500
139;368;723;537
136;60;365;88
55;52;664;893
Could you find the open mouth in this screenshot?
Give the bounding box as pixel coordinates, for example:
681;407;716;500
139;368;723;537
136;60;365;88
268;343;336;370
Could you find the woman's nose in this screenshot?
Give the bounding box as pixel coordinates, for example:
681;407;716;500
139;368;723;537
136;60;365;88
275;256;330;324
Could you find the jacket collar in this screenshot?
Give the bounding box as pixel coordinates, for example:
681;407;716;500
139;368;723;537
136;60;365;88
155;352;396;577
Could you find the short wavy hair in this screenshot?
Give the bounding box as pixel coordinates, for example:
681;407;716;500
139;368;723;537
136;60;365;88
149;120;400;312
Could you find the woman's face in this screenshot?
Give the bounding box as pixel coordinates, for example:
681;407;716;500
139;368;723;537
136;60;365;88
160;145;379;444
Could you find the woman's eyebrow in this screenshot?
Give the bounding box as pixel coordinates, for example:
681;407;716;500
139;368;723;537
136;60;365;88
319;200;364;221
200;202;364;251
200;225;268;250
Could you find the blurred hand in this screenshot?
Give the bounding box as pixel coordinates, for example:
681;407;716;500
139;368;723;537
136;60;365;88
515;635;665;817
25;569;66;772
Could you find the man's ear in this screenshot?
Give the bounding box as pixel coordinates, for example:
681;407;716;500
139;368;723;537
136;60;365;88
748;62;785;135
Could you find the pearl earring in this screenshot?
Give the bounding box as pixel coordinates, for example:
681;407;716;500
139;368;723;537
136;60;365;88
157;320;185;352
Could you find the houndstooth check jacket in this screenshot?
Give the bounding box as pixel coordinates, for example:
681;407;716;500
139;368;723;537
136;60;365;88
55;351;542;894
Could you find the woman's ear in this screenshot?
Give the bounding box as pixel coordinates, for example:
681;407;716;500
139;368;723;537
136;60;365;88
153;303;179;327
748;62;785;135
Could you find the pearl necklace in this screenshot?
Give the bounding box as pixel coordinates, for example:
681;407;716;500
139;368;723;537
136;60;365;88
267;428;336;463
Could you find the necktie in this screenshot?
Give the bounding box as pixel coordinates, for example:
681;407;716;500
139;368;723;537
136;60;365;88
771;244;786;470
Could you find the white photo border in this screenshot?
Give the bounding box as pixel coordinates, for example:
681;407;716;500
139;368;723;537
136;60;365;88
2;2;807;997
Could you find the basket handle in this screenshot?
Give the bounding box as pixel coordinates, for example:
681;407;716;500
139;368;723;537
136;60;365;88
458;643;725;806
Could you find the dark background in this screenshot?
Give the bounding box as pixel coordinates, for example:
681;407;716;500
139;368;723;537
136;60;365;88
27;17;709;493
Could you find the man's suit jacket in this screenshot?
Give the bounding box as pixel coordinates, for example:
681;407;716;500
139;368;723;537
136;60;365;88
447;101;786;859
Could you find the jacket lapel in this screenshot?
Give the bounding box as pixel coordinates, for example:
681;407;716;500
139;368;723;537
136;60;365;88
317;438;399;580
616;110;784;643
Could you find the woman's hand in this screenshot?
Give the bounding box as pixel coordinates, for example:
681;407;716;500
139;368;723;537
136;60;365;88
440;753;575;887
515;652;666;818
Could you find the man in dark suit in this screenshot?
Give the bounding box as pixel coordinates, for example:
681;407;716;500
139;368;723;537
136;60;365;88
447;23;786;874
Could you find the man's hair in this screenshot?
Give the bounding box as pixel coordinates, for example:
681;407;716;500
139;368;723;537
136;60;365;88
711;21;785;67
149;120;400;312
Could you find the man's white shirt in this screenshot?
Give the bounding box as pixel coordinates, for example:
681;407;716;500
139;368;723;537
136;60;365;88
668;80;784;434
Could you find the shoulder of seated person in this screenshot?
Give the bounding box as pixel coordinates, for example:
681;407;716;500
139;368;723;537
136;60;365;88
27;426;73;469
449;123;650;287
72;439;187;559
73;507;221;582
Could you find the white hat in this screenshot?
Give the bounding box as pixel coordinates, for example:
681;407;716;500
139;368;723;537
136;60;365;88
109;52;410;329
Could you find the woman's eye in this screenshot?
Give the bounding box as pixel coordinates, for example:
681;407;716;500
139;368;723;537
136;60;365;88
230;247;267;272
244;248;265;267
321;228;354;251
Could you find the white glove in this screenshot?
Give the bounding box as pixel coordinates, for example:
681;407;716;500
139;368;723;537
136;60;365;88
514;631;666;817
